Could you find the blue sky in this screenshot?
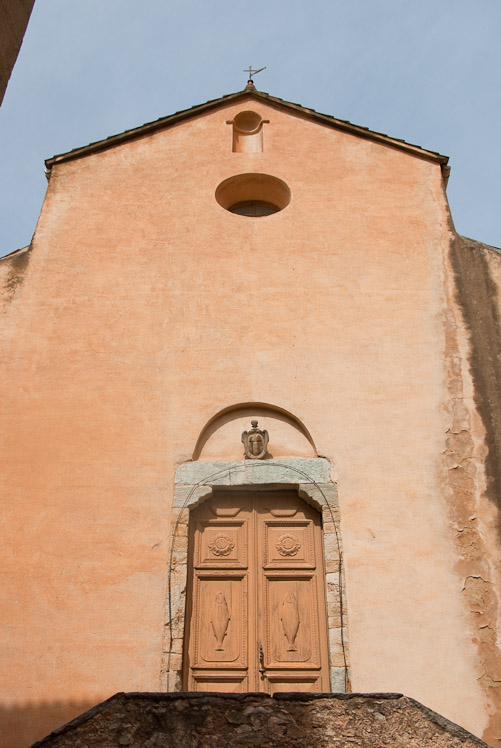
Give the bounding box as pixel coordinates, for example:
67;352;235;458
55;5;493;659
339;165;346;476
1;0;500;255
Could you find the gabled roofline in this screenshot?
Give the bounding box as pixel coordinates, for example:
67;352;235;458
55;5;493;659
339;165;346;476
44;87;449;174
0;244;30;262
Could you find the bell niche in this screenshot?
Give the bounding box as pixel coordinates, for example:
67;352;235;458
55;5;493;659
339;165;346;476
226;110;269;153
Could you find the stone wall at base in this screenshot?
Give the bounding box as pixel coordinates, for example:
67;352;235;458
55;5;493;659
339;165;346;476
31;692;488;748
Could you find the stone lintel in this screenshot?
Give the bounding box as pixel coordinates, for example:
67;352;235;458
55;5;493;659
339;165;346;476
175;457;331;489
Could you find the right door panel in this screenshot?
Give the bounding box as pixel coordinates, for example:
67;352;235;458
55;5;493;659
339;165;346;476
255;491;329;693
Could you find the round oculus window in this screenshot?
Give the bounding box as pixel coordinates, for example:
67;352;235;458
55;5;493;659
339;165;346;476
215;173;290;217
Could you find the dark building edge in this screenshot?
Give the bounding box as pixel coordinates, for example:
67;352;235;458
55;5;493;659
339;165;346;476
450;235;501;530
0;0;35;106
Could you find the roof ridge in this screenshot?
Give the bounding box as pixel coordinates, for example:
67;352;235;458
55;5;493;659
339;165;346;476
45;88;449;171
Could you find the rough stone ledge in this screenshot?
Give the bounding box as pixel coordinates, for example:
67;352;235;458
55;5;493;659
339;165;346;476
30;691;489;748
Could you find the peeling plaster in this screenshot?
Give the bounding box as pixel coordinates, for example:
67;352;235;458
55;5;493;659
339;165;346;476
443;231;501;748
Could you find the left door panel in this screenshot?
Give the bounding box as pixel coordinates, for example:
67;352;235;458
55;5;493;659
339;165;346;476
185;494;251;691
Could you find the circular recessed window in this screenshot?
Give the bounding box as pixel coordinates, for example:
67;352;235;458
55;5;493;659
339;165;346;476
216;173;290;217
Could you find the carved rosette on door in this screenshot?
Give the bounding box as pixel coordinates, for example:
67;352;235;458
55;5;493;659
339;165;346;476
184;490;330;693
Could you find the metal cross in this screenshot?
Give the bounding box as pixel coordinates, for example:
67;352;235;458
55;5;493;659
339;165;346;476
243;65;266;82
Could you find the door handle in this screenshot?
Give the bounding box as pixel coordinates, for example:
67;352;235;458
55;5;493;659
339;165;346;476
259;644;266;677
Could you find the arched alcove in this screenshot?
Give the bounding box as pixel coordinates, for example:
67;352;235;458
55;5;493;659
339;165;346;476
193;403;317;461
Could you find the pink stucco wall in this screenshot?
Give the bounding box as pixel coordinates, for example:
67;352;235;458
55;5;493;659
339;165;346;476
1;95;499;747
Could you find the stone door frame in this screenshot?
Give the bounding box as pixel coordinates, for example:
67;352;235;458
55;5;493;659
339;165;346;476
161;458;349;693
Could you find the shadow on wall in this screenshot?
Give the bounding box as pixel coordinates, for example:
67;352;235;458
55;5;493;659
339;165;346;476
450;236;501;533
0;700;96;748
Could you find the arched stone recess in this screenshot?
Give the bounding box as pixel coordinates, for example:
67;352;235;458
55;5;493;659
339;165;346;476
193;402;317;461
162;456;349;695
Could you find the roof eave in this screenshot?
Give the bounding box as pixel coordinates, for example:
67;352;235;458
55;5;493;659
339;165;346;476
44;88;449;172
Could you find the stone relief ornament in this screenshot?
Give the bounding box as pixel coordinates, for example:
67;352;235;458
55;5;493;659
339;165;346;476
241;419;269;460
275;533;301;557
211;591;230;650
208;533;235;556
280;590;300;651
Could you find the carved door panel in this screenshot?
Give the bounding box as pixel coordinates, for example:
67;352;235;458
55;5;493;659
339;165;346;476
255;492;330;693
184;490;329;693
184;492;251;692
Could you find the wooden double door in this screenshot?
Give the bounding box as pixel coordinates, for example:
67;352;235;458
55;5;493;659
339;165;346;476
183;490;330;693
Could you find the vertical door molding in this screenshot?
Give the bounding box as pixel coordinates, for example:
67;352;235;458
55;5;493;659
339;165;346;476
161;458;349;693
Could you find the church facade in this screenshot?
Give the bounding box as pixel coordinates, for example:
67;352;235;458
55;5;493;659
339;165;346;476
1;86;500;748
